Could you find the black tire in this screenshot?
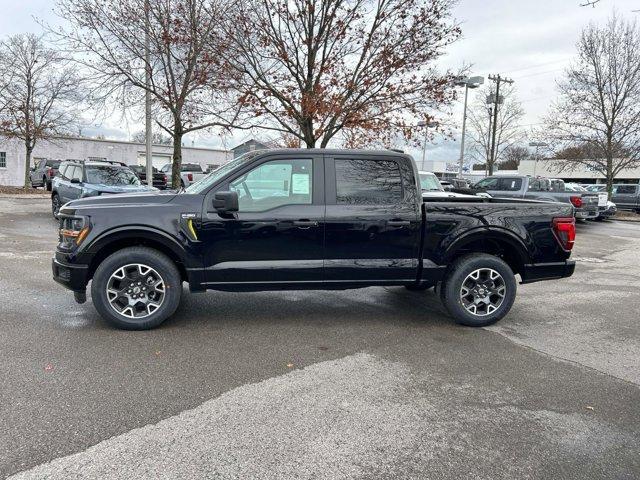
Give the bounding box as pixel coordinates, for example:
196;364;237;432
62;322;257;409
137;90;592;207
594;216;605;222
45;179;52;191
51;193;61;219
405;282;434;291
440;253;516;327
91;247;182;330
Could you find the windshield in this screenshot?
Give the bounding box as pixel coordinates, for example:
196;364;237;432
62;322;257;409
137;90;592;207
181;163;203;172
185;152;261;194
85;166;141;186
419;172;444;191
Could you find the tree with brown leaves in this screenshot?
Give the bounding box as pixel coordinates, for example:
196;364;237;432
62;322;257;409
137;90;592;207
0;34;81;188
52;0;245;188
227;0;461;149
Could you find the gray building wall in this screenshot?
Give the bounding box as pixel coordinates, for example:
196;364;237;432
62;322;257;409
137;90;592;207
231;139;269;159
0;136;233;186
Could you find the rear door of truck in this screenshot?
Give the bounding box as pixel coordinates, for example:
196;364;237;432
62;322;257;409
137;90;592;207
323;153;421;283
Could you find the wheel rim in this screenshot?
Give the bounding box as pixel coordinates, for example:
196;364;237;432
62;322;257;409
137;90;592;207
52;197;60;215
459;268;506;316
105;263;165;319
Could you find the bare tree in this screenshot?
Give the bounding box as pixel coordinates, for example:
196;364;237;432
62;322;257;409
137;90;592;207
499;145;530;170
52;0;245;188
0;34;80;188
467;84;524;174
544;13;640;197
227;0;461;149
131;130;171;145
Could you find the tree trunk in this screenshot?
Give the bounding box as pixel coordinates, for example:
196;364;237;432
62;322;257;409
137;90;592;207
606;156;613;201
171;127;183;189
23;142;33;189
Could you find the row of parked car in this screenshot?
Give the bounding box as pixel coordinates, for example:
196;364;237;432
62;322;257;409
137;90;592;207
419;171;640;221
40;159;214;217
30;158;212;192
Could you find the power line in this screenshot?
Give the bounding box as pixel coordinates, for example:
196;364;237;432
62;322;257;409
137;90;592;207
507;58;572;74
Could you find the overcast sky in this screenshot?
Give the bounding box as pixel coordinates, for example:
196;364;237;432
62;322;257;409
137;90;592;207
0;0;637;157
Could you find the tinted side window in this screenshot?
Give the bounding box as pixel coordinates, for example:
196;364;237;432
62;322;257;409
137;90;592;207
475;177;500;190
498;178;522;191
69;166;83;181
615;185;637;194
529;179;542;191
335;159;402;205
58;164;69;179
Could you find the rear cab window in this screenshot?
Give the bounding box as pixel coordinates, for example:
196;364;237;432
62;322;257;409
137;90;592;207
614;185;638;194
335;159;403;205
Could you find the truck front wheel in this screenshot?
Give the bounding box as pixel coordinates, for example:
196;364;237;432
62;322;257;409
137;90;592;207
441;254;516;327
91;247;182;330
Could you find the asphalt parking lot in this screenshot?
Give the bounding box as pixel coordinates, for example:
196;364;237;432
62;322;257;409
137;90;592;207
0;197;639;479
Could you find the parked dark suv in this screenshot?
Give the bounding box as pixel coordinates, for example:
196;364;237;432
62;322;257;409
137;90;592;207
30;159;61;191
51;160;156;218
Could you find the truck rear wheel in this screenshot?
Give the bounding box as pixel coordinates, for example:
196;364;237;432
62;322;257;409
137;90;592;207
440;254;516;327
91;247;182;330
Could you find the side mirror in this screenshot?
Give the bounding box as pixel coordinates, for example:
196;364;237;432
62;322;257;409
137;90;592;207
213;190;238;214
70;178;81;184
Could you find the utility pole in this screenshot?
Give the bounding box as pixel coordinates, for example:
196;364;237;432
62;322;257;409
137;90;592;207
144;0;153;187
487;74;513;175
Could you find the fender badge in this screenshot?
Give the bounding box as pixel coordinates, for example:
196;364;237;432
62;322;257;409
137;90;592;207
181;212;198;219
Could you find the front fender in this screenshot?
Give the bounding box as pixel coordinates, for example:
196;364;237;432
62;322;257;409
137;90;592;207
84;226;187;263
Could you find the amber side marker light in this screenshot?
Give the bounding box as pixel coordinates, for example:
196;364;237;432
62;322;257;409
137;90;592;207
60;226;91;245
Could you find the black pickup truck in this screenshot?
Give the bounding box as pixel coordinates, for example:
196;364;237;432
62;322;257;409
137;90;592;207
52;149;576;330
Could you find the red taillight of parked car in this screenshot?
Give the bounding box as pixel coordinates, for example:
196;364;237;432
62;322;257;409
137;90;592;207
552;217;576;252
187;173;193;182
48;167;55;176
569;195;583;208
163;175;168;183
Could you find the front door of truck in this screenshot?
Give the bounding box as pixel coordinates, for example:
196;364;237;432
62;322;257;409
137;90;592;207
323;155;421;283
200;154;325;286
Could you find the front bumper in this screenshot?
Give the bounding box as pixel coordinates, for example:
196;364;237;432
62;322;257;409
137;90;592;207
520;260;575;284
52;257;90;292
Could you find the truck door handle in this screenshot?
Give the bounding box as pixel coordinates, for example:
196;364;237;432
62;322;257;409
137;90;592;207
293;219;318;229
387;220;410;227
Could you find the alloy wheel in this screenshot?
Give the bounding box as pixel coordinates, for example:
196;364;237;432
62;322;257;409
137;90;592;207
105;263;165;319
52;196;61;216
459;268;506;316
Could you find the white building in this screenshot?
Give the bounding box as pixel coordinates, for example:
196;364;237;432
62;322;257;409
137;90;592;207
518;158;640;183
0;135;233;186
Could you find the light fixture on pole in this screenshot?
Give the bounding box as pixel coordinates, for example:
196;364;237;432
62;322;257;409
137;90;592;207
455;75;484;178
417;119;437;171
528;141;548;176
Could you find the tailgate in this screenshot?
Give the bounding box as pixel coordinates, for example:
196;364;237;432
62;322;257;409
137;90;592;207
582;194;599;208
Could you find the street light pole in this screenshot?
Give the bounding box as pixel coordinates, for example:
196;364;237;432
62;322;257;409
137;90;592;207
455;76;483;178
144;0;153;187
417;120;437;171
529;141;548;176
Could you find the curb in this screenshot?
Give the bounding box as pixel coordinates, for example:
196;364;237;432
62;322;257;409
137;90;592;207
0;194;49;199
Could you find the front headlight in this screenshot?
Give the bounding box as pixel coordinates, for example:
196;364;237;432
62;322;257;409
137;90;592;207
59;216;92;247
